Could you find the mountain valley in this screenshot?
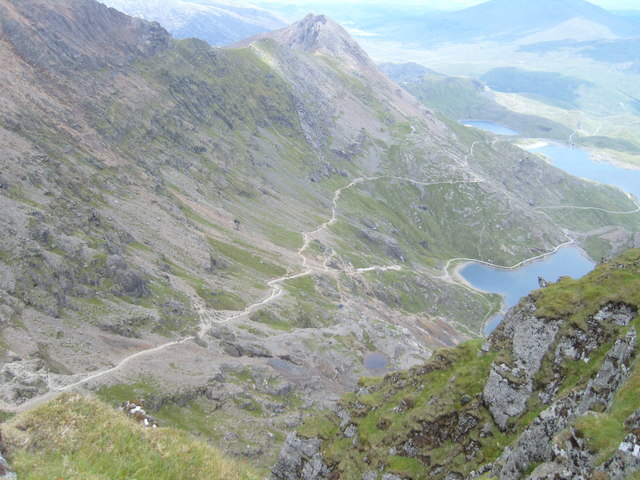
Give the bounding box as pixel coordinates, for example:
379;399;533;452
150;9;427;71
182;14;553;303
0;0;639;478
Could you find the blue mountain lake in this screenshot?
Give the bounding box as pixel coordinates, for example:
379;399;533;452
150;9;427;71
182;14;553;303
456;126;639;334
460;247;595;334
530;143;640;199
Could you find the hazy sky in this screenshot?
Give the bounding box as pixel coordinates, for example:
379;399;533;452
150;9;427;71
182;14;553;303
253;0;639;9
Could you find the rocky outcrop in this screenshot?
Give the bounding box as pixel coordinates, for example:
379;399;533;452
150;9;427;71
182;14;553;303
0;452;17;480
594;302;637;326
482;301;561;430
104;255;150;298
491;328;637;479
0;431;16;480
270;433;329;480
599;433;640;479
0;360;49;405
0;0;171;73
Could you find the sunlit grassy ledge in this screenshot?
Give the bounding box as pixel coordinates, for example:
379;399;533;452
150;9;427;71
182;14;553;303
1;393;258;480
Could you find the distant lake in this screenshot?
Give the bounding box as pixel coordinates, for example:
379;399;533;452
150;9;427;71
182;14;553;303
529;143;640;200
459;141;640;334
460;246;595;334
461;120;520;136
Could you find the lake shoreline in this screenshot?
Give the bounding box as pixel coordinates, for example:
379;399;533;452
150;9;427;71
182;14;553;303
459;246;595;335
453;120;638;335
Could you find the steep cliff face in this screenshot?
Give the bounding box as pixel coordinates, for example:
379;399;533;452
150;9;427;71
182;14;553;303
271;249;640;479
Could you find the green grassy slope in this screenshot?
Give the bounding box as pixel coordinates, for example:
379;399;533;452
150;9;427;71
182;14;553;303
1;393;257;480
401;73;572;141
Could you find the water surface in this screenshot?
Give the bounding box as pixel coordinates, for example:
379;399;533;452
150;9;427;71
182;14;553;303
460;246;595;334
529;144;640;199
459;141;638;335
363;351;389;370
461;120;520;136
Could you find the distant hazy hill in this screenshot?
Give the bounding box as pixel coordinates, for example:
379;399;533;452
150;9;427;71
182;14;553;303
379;62;439;83
376;0;639;45
381;63;573;140
101;0;285;46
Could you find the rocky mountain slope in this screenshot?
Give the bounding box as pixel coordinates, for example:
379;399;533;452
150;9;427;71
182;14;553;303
271;248;640;480
0;0;639;471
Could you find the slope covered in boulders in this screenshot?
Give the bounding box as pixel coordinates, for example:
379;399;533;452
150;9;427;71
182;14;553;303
271;248;640;480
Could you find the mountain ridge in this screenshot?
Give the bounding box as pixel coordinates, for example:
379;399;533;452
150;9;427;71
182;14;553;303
0;0;639;472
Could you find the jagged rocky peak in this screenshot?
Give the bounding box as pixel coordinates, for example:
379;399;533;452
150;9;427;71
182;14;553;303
238;13;376;70
0;0;171;72
236;11;423;117
274;14;367;59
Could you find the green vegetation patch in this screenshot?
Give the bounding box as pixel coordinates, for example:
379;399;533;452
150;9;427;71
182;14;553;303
533;249;640;323
208;238;286;279
2;393;256;480
404;74;571;140
481;67;593;108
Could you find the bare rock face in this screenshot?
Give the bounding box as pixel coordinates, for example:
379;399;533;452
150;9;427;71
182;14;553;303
104;255;150;298
625;408;640;434
270;433;329;480
0;360;49;405
594;302;637;326
491;328;637;480
599;433;640;479
0;452;17;480
482;300;562;431
0;432;16;480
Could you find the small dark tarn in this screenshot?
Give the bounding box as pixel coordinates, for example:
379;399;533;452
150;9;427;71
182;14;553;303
364;351;389;370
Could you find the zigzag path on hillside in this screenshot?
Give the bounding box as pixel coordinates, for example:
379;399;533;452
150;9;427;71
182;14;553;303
12;136;639;413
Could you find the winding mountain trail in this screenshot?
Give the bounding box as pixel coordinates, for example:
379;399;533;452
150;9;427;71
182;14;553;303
13;132;637;413
357;265;403;273
533;197;640;215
